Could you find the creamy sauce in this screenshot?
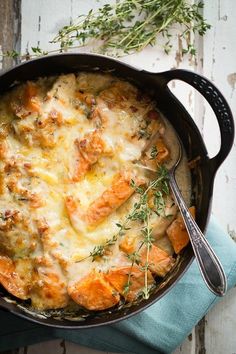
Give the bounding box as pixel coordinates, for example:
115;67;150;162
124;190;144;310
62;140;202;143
0;72;191;311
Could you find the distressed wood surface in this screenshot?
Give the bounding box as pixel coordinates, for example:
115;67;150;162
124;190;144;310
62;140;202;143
0;0;21;69
0;0;236;353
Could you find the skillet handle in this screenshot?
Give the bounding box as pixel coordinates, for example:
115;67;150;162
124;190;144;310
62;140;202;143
161;69;234;173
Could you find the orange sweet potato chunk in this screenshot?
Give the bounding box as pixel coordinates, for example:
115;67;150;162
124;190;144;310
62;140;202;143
140;244;175;277
105;265;154;302
24;82;40;112
155;138;169;164
10;82;41;118
166;206;196;254
86;172;143;226
0;255;29;299
68;271;120;311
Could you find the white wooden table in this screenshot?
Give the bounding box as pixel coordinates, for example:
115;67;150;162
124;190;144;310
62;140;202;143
0;1;236;353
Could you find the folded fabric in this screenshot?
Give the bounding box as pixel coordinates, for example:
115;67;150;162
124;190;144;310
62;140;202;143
0;216;236;353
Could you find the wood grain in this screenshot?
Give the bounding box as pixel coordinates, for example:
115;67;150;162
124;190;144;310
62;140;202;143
0;0;21;70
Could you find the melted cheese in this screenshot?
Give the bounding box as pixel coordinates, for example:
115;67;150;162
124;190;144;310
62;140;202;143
0;72;191;311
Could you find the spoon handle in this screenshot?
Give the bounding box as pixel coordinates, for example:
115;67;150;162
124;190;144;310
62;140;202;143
168;172;227;297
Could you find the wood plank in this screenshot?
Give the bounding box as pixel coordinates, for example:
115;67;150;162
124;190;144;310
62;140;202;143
17;339;118;354
202;0;236;232
205;288;236;354
0;0;21;70
201;1;236;353
173;330;196;354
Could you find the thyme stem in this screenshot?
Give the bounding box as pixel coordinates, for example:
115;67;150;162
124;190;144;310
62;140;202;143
1;0;210;60
78;166;169;264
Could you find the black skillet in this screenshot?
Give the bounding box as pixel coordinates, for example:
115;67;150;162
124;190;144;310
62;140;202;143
0;53;234;328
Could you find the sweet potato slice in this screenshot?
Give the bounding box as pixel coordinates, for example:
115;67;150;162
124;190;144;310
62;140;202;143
68;271;120;311
11;82;40;118
72;130;104;181
166;206;196;254
0;255;30;299
105;265;154;302
86;171;143;226
140;244;175;277
24;82;40;112
155;138;169;164
145;138;169;165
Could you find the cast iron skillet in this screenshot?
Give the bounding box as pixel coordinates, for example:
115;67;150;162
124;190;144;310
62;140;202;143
0;53;234;328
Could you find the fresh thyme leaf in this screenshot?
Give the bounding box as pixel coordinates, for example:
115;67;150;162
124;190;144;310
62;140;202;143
126;251;141;264
51;0;210;57
89;234;118;261
150;145;158;160
1;1;210;61
123;278;132;295
138;128;151;140
77;164;171;302
154;190;166;216
162;180;169;195
5;50;19;59
130;179;144;194
123;251;141;295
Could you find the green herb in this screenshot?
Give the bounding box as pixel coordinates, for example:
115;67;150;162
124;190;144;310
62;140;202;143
126;251;141;264
77;165;170;299
90;234;118;261
150;145;158;160
123;250;141;295
138;128;151;140
0;1;210;61
77;166;169;263
51;0;210;56
140;208;153;299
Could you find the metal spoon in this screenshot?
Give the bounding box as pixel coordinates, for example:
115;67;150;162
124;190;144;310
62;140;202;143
135;136;227;297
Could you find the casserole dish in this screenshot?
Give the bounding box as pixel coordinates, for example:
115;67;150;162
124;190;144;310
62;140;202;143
0;53;234;328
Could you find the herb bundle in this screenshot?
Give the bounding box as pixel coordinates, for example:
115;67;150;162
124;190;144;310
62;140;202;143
2;0;210;60
52;0;210;56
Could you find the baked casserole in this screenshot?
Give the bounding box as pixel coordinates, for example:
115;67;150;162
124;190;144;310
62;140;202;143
0;73;194;312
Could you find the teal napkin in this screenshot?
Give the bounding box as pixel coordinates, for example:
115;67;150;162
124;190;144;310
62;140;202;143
1;216;236;353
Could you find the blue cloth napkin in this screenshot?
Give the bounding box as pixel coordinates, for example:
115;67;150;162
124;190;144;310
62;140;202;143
1;216;236;353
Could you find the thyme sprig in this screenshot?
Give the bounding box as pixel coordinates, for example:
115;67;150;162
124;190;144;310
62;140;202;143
78;166;170;299
141;208;153;299
75;166;170;299
52;0;210;56
1;1;210;61
123;251;141;295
